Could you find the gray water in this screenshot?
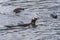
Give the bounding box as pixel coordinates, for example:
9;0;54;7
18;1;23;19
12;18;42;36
0;0;60;40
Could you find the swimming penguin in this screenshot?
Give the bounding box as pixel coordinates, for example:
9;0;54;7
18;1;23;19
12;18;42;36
5;17;40;28
50;13;58;19
13;8;24;13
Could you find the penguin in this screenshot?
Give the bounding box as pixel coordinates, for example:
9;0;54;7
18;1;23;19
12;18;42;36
13;8;24;13
50;13;58;19
5;17;40;28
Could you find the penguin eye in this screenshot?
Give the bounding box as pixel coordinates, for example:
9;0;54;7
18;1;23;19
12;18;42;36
34;18;37;20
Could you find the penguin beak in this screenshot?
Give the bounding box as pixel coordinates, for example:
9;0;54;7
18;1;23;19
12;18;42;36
34;17;40;20
36;17;40;20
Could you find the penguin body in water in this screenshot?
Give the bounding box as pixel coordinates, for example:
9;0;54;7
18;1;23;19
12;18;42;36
13;8;24;13
5;17;40;28
50;13;58;19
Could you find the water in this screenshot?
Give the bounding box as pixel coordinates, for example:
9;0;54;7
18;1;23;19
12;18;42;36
0;0;60;40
